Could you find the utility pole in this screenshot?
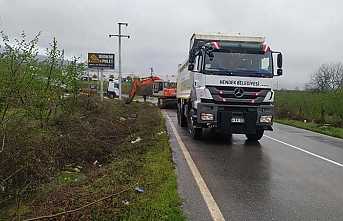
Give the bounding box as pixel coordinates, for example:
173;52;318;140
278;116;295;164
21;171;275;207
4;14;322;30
109;22;130;100
150;67;154;77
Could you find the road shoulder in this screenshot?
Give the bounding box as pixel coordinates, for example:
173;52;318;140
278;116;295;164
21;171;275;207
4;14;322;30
163;110;215;221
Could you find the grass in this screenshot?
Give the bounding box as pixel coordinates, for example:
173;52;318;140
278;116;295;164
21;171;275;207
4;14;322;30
275;90;343;127
0;100;185;221
275;90;343;139
276;119;343;139
119;118;185;221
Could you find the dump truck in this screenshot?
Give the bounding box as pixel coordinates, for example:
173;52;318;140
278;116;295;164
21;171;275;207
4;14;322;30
152;80;177;108
176;33;283;140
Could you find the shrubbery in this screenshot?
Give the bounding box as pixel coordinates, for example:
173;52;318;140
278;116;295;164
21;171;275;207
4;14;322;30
0;32;87;208
0;32;84;128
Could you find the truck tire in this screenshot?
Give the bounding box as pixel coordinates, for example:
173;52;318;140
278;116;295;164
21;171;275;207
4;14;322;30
187;111;202;139
158;98;165;109
245;129;264;141
157;98;161;107
177;103;187;127
223;131;233;143
189;126;202;139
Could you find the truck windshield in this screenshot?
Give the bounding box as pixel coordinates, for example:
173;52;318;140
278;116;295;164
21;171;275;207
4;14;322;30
204;51;273;77
110;83;119;88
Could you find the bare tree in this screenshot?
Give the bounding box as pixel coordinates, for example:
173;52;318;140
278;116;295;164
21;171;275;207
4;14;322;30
310;63;343;91
333;63;343;89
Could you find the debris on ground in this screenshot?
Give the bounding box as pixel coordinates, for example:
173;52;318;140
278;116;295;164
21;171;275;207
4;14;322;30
93;160;102;168
128;114;137;120
122;199;130;205
119;117;126;121
134;187;144;193
63;93;71;98
74;168;80;173
157;131;166;135
131;137;142;144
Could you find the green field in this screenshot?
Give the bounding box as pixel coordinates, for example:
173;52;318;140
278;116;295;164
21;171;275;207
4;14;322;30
275;90;343;128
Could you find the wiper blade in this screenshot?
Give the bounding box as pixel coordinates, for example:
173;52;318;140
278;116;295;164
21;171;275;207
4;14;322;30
203;69;227;75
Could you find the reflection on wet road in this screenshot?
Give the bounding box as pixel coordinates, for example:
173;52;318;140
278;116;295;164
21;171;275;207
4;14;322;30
165;110;343;221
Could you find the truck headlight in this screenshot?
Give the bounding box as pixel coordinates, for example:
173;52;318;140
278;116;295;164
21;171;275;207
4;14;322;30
260;115;273;123
263;91;274;102
196;88;213;100
201;113;214;121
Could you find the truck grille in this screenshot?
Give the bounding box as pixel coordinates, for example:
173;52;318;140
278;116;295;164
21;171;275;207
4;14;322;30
206;86;271;105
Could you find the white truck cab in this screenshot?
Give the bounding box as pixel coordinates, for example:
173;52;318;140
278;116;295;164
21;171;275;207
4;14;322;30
107;79;120;98
176;33;283;140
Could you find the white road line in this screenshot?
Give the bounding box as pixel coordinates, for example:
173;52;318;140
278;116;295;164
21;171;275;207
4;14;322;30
265;135;343;168
164;113;226;221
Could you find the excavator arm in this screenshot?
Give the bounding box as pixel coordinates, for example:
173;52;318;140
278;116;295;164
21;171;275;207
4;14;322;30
125;76;161;104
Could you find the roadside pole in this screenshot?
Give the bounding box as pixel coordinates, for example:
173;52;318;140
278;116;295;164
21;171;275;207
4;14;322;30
100;68;104;102
118;26;122;100
97;68;100;98
109;22;130;100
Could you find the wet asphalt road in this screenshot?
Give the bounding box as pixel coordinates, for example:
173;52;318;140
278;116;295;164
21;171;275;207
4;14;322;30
164;109;343;221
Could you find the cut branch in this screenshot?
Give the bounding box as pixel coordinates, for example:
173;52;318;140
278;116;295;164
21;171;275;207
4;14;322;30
23;180;139;221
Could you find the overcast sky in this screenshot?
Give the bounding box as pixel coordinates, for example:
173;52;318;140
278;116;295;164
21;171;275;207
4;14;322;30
1;0;343;88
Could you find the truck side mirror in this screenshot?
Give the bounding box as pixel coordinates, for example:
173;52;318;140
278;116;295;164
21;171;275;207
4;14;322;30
188;63;194;71
277;69;283;76
277;53;283;68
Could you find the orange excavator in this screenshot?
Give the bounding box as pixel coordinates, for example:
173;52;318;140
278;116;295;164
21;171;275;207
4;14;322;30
125;76;177;108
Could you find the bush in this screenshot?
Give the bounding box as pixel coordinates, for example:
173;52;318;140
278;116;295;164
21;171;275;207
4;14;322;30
0;31;86;207
0;32;85;128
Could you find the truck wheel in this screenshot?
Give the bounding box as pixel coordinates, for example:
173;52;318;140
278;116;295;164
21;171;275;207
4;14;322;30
177;104;187;127
187;113;202;139
223;131;232;143
158;98;165;109
189;125;202;139
245;129;264;141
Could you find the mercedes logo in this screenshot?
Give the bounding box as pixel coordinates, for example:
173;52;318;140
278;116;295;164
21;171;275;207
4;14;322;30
234;88;244;98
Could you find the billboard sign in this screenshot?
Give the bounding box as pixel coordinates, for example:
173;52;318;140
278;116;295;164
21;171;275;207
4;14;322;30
88;53;115;69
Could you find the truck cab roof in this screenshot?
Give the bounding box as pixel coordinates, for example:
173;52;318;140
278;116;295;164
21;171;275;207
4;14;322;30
190;33;265;50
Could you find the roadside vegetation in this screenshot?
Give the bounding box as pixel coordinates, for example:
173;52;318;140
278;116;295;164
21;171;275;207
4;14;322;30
275;62;343;139
0;32;184;220
276;118;343;139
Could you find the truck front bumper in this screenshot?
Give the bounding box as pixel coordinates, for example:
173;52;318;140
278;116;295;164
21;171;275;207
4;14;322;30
196;102;274;134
